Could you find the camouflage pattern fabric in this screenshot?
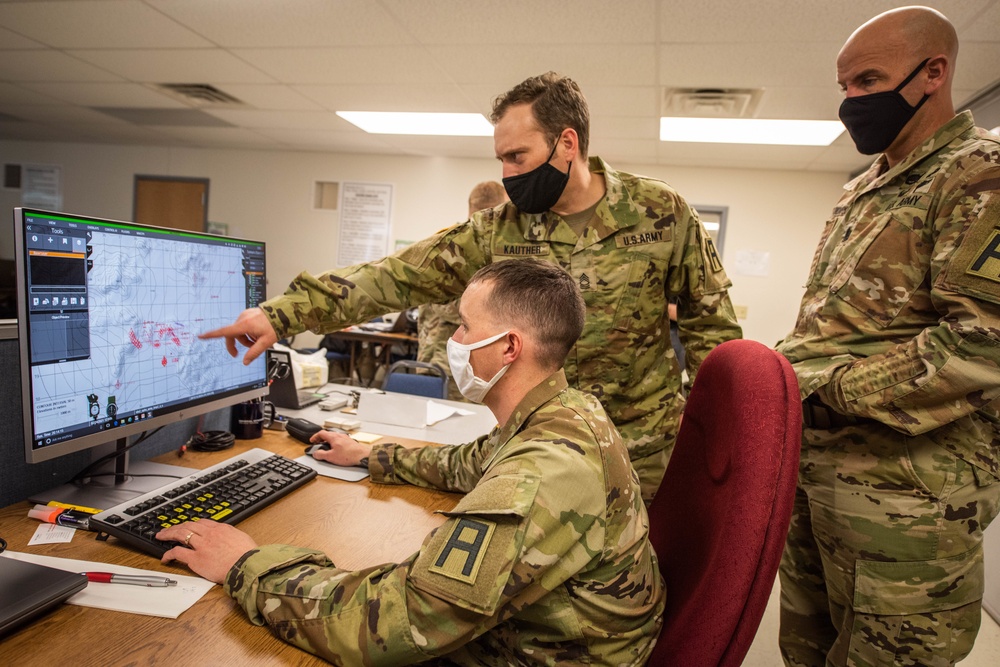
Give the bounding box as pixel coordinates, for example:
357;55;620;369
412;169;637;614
223;370;665;665
417;301;463;401
776;112;1000;666
260;157;742;501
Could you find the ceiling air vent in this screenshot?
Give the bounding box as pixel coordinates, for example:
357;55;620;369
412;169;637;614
662;88;764;118
154;83;245;108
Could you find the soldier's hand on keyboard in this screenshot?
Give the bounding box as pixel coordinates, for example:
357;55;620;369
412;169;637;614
309;430;371;467
158;521;259;584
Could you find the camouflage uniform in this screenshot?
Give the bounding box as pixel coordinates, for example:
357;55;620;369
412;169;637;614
417;301;463;401
776;112;1000;667
261;157;742;501
223;370;665;665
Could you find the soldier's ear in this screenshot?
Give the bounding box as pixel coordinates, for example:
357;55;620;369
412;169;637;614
500;331;522;365
557;128;578;164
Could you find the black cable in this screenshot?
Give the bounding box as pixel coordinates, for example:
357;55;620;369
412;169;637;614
0;536;7;553
184;430;236;453
69;427;165;484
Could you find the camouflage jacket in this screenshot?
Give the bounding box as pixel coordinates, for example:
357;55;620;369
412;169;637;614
261;157;741;469
417;301;462;401
223;370;665;665
777;112;1000;477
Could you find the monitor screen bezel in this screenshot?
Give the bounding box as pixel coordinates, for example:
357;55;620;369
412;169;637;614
14;207;269;465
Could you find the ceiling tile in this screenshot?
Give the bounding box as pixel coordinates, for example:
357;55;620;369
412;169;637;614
18;82;185;108
147;125;283;149
658;0;993;44
584;86;660;118
428;44;658;86
0;25;43;48
214;85;324;111
592;116;659;141
0;50;122;82
233;47;453;85
294;84;476;113
68;49;276;85
147;0;416;47
204;109;346;131
253;127;400;154
382;0;656;45
658;42;841;89
0;81;62;105
0;0;212;48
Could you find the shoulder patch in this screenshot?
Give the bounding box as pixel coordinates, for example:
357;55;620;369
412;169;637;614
427;517;496;584
704;236;724;273
944;194;1000;303
967;229;1000;284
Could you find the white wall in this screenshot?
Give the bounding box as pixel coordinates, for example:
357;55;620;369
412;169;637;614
0;139;848;346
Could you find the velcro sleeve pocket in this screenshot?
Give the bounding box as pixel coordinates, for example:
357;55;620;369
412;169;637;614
410;468;539;616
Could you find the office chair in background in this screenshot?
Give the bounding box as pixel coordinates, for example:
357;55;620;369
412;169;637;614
381;360;450;399
646;339;801;667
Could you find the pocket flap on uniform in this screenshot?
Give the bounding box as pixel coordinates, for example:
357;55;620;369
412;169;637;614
853;543;984;615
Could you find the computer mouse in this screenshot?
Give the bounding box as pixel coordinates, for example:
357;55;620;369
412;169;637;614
306;443;331;456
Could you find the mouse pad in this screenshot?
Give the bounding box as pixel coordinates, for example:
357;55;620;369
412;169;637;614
293;455;370;482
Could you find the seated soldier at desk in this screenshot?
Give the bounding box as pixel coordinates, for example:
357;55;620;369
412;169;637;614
157;259;665;665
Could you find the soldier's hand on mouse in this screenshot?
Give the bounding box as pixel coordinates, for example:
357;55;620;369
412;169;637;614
309;430;371;467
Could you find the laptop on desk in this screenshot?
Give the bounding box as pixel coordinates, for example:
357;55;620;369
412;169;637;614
0;555;87;637
267;349;325;410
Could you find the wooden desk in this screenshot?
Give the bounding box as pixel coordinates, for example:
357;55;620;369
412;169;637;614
327;328;418;387
0;432;458;666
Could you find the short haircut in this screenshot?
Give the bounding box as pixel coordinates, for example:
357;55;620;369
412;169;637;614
468;181;508;216
490;72;591;158
468;259;585;371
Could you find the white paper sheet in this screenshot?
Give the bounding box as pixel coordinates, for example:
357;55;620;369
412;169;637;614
0;551;214;619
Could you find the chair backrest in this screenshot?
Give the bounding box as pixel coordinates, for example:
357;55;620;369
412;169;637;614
381;360;449;399
646;339;801;667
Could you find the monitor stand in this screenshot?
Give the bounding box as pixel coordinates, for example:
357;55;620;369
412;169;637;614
28;437;194;511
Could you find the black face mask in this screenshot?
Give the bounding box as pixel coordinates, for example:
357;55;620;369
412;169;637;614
502;140;571;214
839;58;930;155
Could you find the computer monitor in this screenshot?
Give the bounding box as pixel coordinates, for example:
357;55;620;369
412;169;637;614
14;207;268;507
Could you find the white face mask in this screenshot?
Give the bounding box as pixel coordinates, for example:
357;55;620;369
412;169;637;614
446;330;511;403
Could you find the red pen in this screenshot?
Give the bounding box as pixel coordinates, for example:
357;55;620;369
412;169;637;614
83;572;177;587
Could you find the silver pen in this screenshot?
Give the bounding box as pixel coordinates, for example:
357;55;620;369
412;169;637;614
84;572;177;587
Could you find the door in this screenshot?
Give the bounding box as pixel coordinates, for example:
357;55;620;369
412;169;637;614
133;176;209;232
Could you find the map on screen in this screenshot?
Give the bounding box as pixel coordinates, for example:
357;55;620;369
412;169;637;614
21;211;266;446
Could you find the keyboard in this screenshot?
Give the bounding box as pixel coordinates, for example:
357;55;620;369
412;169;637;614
90;448;317;557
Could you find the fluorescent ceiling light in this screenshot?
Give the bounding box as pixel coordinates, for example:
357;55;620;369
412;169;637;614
337;111;493;136
660;117;845;146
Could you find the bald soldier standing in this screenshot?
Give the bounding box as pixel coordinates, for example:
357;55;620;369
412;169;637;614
203;72;741;503
159;260;664;665
776;7;1000;666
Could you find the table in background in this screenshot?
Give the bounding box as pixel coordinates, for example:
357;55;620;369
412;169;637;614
325;327;418;387
0;432;459;666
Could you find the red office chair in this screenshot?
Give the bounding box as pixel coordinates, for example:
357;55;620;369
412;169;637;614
646;339;801;666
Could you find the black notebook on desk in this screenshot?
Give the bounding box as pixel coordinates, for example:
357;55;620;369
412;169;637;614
0;555;88;637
